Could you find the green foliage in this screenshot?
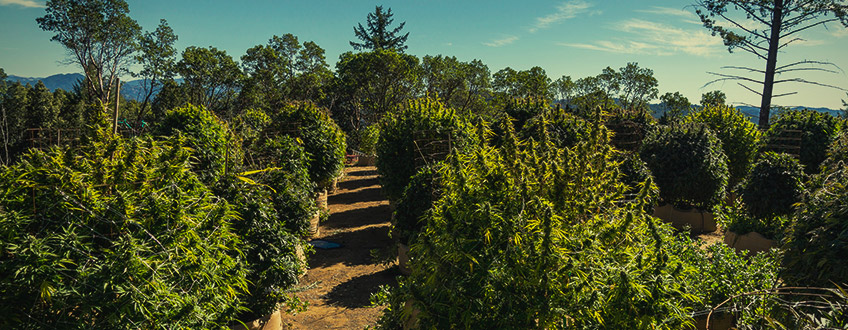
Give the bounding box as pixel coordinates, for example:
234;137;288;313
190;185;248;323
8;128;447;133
499;97;551;132
492;66;552;100
700;90;726;107
0;136;248;329
658;91;691;122
420;55;491;114
392;166;441;245
820;129;848;174
375;98;476;202
375;117;781;329
133;19;178;120
614;152;654;198
717;198;791;239
177;46;243;117
357;124;380;155
685;104;761;187
37;0;141;110
350;5;409;52
215;141;314;316
520;105;592;149
640;124;729;209
154;103;235;185
333;49;421;133
783;166;848;287
267;101;346;188
765;109;842;174
740;152;805;219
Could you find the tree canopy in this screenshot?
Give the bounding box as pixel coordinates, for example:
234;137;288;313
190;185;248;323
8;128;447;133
695;0;848;128
350;6;409;52
37;0;141;111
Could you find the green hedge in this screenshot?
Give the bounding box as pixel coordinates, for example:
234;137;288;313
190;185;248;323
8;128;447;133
640;124;729;209
783;166;848;287
0;136;248;329
266;102;346;188
393;166;442;245
376;98;476;202
154;103;237;185
373;119;779;329
685;105;761;187
765;109;841;174
740;152;805;219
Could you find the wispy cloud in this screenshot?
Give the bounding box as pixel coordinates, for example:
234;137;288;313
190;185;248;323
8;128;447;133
635;6;695;19
561;19;723;56
0;0;45;8
484;35;519;47
530;0;596;33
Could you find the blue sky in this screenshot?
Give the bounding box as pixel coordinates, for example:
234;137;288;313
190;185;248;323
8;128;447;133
1;0;847;108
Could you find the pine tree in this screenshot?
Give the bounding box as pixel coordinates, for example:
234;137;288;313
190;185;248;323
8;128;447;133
350;6;409;52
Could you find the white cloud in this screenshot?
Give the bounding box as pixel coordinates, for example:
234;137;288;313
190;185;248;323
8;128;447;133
484;35;519;47
0;0;45;8
561;19;723;56
530;0;594;32
635;6;696;19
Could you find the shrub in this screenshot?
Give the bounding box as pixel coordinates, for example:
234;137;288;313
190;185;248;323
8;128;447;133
820;130;848;174
376;98;476;202
685;105;761;187
783;166;848;287
266;101;346;188
717;198;791;240
393;166;442;246
357;124;380;156
765;109;841;174
520;106;592;149
739;152;805;219
614;152;654;198
640;124;729;209
154;103;237;185
0;136;248;329
216;173;309;318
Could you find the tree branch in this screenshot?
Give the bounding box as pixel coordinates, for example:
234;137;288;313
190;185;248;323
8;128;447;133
722;66;765;74
784;18;840;37
773;78;848;91
737;82;763;96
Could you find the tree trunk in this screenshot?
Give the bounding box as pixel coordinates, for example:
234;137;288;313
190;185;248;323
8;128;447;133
759;0;785;129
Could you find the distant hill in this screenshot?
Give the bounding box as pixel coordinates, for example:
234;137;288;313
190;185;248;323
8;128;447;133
6;73;155;102
8;73;85;93
649;103;843;121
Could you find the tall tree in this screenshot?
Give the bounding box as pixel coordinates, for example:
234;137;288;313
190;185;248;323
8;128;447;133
350;5;409;52
2;82;29;161
37;0;141;114
493;66;552;100
0;68;9;164
133;19;177;121
701;90;727;107
695;0;848;128
176;46;243;117
421;55;492;113
27;81;60;130
617;62;659;112
659;91;692;121
333;49;421;133
551;75;576;107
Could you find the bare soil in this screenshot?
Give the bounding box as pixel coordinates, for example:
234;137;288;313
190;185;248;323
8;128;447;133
283;166;398;330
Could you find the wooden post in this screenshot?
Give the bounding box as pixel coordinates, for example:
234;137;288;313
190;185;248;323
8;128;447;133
113;78;121;135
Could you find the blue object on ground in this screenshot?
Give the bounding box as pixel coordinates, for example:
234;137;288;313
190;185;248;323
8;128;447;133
309;240;342;249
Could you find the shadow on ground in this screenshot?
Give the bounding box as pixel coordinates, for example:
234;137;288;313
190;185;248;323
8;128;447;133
308;225;392;269
323;267;399;309
322;204;391;230
330;187;386;205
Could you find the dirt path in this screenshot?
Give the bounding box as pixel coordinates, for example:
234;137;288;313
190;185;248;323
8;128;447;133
284;166;396;329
